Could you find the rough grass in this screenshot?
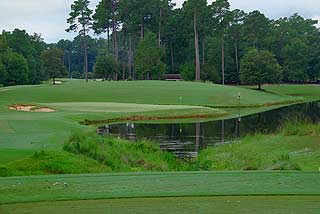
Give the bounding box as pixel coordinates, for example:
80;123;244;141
63;131;186;172
2;122;319;177
0;151;109;177
197;123;320;171
0;131;189;177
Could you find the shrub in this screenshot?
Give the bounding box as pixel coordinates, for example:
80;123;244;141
64;131;181;172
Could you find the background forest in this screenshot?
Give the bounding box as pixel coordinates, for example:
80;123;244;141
0;0;319;86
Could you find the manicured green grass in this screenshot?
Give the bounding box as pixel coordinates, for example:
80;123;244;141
0;80;300;108
0;81;318;212
2;196;320;214
265;84;320;101
0;149;34;165
0;171;319;204
197;123;320;171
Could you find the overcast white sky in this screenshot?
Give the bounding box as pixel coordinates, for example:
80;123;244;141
0;0;319;43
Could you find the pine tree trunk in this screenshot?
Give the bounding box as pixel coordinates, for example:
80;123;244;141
68;51;71;78
141;16;144;40
107;28;110;53
132;37;136;80
128;34;132;79
84;34;88;83
235;38;239;85
82;9;88;83
194;10;201;81
171;45;174;73
122;63;125;80
202;37;205;64
221;34;225;85
106;0;110;53
114;29;118;61
158;8;162;47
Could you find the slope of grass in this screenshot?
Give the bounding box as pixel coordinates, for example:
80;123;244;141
0;171;319;204
1;122;318;177
197;123;320;171
0;132;189;177
0;149;34;165
265;84;320;101
0;80;300;108
2;196;320;214
0;151;109;177
63;131;184;172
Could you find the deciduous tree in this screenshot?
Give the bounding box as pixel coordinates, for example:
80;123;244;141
240;49;282;89
135;32;166;79
41;48;66;84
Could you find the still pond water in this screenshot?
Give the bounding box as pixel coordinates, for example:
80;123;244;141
98;102;320;158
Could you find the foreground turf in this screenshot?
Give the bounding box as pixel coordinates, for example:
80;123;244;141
0;171;319;204
2;196;320;214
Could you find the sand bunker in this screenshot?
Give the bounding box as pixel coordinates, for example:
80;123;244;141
52;80;62;84
9;105;55;113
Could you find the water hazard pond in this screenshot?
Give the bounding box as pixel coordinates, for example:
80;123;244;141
98;102;320;158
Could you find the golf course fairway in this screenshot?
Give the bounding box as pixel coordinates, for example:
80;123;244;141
0;80;304;163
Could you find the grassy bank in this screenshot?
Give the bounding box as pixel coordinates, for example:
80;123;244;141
1;122;319;176
197;122;320;171
0;132;188;177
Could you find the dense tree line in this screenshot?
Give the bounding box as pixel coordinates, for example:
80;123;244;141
0;29;66;86
62;0;319;86
0;29;47;86
1;0;319;87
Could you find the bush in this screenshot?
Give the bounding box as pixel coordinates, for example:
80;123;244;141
180;62;194;81
71;71;81;79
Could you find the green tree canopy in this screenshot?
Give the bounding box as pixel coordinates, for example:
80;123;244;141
5;51;29;85
135;32;166;79
240;48;282;89
281;38;309;82
40;48;66;84
0;61;8;85
94;55;118;79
